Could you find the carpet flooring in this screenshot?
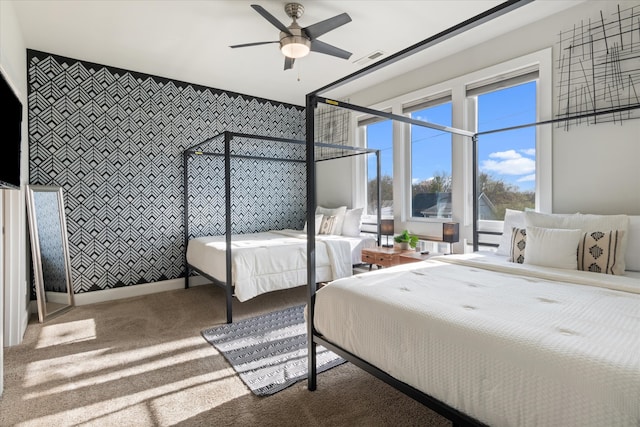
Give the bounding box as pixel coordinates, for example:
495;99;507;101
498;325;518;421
0;284;450;426
202;305;345;396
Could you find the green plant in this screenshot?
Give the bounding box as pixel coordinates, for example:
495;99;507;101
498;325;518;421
394;230;419;248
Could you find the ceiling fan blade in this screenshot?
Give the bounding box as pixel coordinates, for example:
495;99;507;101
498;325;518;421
284;57;295;70
303;13;351;39
310;39;352;60
251;4;292;35
230;41;279;49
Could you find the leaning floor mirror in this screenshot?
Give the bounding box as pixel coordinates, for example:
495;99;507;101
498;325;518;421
26;185;74;322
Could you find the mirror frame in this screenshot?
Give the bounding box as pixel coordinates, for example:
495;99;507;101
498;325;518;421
26;184;74;322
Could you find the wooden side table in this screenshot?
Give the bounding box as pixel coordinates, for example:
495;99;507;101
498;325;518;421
361;246;432;269
398;251;433;264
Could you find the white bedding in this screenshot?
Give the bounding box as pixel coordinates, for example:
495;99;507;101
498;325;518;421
187;230;374;302
313;253;640;427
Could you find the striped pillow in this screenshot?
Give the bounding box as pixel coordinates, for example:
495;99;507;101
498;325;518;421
577;230;625;275
318;215;336;235
509;227;527;264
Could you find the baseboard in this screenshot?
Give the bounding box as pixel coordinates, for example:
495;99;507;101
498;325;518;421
73;276;211;306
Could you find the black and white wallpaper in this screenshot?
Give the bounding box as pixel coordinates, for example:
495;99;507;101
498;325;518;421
28;51;306;293
186;134;307;239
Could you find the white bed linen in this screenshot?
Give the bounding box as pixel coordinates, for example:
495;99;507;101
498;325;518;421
313;253;640;427
186;230;371;302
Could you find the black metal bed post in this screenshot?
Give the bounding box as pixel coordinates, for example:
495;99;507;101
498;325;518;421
376;149;382;245
183;151;190;289
224;131;233;324
472;134;479;252
306;94;318;391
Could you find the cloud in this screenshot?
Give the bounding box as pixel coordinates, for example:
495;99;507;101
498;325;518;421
521;148;536;156
489;149;521;160
516;174;535;182
481;150;535;175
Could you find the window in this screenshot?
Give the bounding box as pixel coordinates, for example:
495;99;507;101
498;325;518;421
361;118;393;215
354;50;550;233
406;98;452;219
473;80;537;220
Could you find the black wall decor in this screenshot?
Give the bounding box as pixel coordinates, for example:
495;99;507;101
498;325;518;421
556;4;640;128
28;51;305;293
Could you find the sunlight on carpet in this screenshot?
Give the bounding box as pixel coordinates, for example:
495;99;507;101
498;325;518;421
36;319;97;349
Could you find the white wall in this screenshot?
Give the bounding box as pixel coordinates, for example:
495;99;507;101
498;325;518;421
322;1;640;219
0;0;30;396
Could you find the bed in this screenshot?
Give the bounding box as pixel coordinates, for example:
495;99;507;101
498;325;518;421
183;132;382;323
186;228;376;302
309;212;640;426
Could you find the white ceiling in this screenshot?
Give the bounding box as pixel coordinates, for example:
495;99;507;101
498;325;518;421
12;0;582;106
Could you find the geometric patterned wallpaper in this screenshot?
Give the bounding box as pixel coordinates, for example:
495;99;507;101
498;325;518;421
185;134;307;240
27;50;305;293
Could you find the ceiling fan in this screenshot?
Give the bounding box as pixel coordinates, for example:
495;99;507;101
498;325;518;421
230;3;353;70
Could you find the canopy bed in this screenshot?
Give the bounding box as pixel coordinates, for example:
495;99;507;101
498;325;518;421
183;131;379;323
303;0;640;426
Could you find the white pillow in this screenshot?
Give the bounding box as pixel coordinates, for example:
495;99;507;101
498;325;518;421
626;215;640;271
341;208;363;237
523;211;577;229
315;206;347;235
497;209;525;256
523;226;582;270
525;212;630;272
303;214;324;235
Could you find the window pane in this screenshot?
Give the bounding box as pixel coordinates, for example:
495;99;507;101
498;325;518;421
410;102;452;219
365;120;393;215
477;81;536;220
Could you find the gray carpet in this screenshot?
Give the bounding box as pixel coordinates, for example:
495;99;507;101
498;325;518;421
201;304;346;396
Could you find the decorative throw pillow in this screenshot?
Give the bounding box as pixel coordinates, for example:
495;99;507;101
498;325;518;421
577;230;625;275
315;206;347;235
509;227;527;264
341;208;363;237
318;215;336;235
523;226;582;270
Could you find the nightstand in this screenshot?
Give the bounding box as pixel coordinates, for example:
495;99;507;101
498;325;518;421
398;251;434;264
361;246;433;269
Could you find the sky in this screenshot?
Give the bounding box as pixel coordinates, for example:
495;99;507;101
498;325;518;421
367;81;537;192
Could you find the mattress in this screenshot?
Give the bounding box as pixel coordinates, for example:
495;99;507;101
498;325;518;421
313;253;640;427
186;230;374;301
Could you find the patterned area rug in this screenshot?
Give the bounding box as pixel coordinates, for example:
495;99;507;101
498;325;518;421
201;305;346;396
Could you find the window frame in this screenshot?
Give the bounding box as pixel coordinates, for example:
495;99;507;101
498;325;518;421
405;94;453;221
354;48;552;241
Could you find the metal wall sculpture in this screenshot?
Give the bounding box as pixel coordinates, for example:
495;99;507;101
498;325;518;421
556;3;640;128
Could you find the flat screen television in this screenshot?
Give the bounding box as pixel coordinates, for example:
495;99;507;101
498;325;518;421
0;69;23;190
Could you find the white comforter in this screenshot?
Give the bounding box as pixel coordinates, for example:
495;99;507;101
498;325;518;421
313;254;640;427
187;230;352;301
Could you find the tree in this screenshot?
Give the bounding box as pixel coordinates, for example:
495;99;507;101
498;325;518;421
367;171;534;220
477;172;534;218
411;171;451;196
367;174;393;213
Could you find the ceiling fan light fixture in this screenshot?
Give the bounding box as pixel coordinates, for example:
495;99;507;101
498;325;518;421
280;36;311;59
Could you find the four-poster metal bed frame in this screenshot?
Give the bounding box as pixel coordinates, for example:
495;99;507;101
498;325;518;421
304;0;640;426
183;131;381;324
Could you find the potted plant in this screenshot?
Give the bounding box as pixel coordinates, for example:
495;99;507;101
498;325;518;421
394;230;419;250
